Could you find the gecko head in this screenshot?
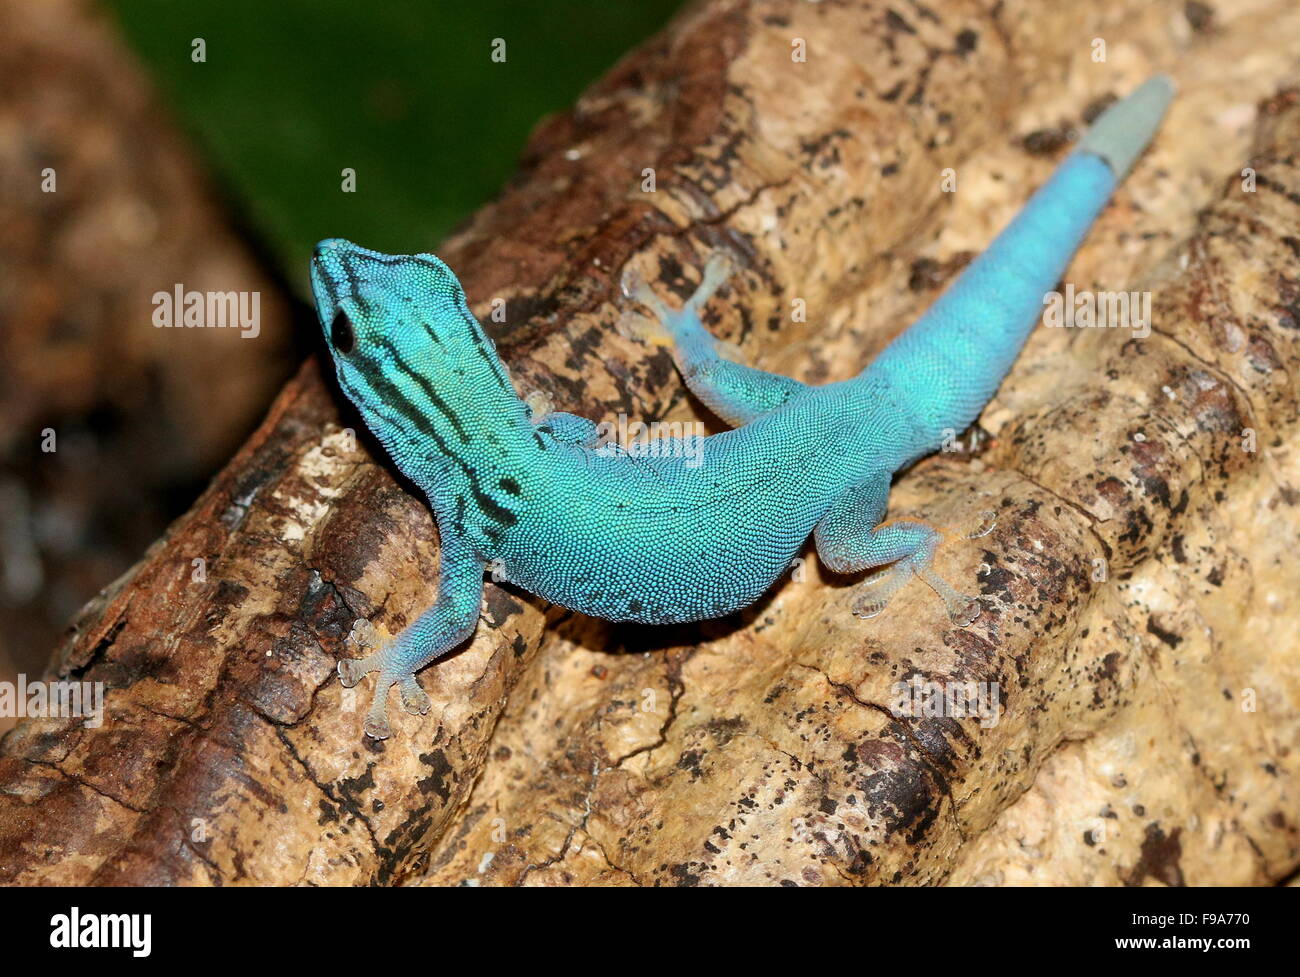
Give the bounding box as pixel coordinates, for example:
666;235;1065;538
310;237;470;367
309;238;527;465
309;237;501;404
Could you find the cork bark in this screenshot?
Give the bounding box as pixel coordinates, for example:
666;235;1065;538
2;0;1298;886
0;0;298;690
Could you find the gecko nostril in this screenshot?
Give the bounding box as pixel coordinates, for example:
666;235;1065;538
331;309;356;355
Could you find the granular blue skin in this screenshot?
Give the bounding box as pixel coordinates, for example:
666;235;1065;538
310;78;1171;738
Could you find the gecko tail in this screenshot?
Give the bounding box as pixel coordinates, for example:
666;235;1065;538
863;75;1176;455
1078;74;1176;180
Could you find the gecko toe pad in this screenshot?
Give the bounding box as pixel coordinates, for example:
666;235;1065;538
362;712;392;740
338;656;378;688
851;563;910;618
946;595;982;627
851;594;889;619
965;510;998;540
399;677;431;716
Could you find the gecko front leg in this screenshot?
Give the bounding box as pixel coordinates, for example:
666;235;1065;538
524;390;601;447
338;531;486;739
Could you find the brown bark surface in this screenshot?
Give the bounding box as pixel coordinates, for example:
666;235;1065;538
2;0;1298;885
0;0;298;693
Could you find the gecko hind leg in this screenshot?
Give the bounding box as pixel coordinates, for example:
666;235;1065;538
815;478;984;626
848;523;981;626
620;252;809;427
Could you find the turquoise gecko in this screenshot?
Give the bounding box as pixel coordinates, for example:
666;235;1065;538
310;77;1174;738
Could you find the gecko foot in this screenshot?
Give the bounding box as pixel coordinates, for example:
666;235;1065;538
851;563;911;619
336;655;394;738
362;673;401;740
945;594;983;627
399;676;431;716
687;251;733;312
965;509;997;540
620;250;736;347
851;594;888;619
849;547;983;627
360;672;427;738
338;653;380;688
938;508;998;546
619;264;674;332
363;708;392;741
338;648;425;738
917;565;983;627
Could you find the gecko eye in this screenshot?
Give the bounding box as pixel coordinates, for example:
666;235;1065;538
330;309;356;355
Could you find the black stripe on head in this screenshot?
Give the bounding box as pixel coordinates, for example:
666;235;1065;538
348;354;444;447
315;266;340;307
346;353;519;529
455;310;513;393
337;251;367;301
371;337;471;445
335;373;430;462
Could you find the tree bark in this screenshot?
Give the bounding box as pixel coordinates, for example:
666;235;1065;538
2;0;1298;886
0;0;298;694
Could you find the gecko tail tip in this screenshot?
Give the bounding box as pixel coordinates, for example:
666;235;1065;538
1150;73;1178;95
1079;74;1176;179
